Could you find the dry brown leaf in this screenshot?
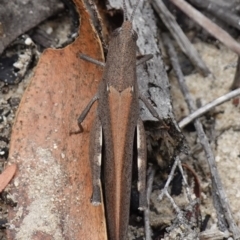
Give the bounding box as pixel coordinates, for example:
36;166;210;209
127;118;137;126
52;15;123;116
6;0;107;239
0;164;17;192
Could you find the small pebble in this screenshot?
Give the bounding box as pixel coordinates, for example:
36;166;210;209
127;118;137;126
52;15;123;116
24;37;33;45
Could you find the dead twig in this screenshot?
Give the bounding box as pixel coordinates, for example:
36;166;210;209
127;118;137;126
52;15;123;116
144;165;156;240
158;156;179;202
189;0;240;31
151;0;210;77
158;156;194;206
177;159;193;202
163;32;240;239
179;88;240;128
182;163;201;200
231;57;240;90
158;156;199;237
167;0;240;56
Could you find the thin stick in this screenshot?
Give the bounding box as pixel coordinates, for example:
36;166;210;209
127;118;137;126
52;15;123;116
179;88;240;128
167;0;240;56
144;165;156;240
231;57;240;90
158;157;179;201
150;0;210;77
165;191;182;215
163;33;240;239
177;159;192;202
157;155;200;236
189;0;240;31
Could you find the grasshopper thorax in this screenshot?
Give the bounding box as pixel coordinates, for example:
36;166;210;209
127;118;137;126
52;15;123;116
111;21;138;42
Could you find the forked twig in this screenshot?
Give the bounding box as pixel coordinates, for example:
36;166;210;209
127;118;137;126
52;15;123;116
163;33;240;239
159;156;194;204
179;88;240;128
158;156;179;201
158;157;186;229
158;156;198;236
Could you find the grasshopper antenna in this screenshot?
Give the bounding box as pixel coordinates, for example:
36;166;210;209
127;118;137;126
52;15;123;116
123;0;128;21
130;0;141;21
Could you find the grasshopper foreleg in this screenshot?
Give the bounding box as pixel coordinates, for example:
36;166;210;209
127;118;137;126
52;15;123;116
139;94;169;130
139;94;160;120
136;54;153;66
79;53;105;67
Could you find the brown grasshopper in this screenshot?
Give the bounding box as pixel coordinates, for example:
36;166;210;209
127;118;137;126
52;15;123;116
74;0;162;239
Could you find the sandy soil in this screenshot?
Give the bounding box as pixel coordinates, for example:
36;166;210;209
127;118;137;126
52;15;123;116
170;41;240;239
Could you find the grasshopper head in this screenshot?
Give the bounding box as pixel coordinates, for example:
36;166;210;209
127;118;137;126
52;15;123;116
111;21;138;42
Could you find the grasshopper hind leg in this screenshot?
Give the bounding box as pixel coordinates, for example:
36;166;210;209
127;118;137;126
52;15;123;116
137;118;147;210
89;114;103;206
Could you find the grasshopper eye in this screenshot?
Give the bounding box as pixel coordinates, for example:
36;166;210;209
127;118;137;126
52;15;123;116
132;30;138;41
112;27;121;37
